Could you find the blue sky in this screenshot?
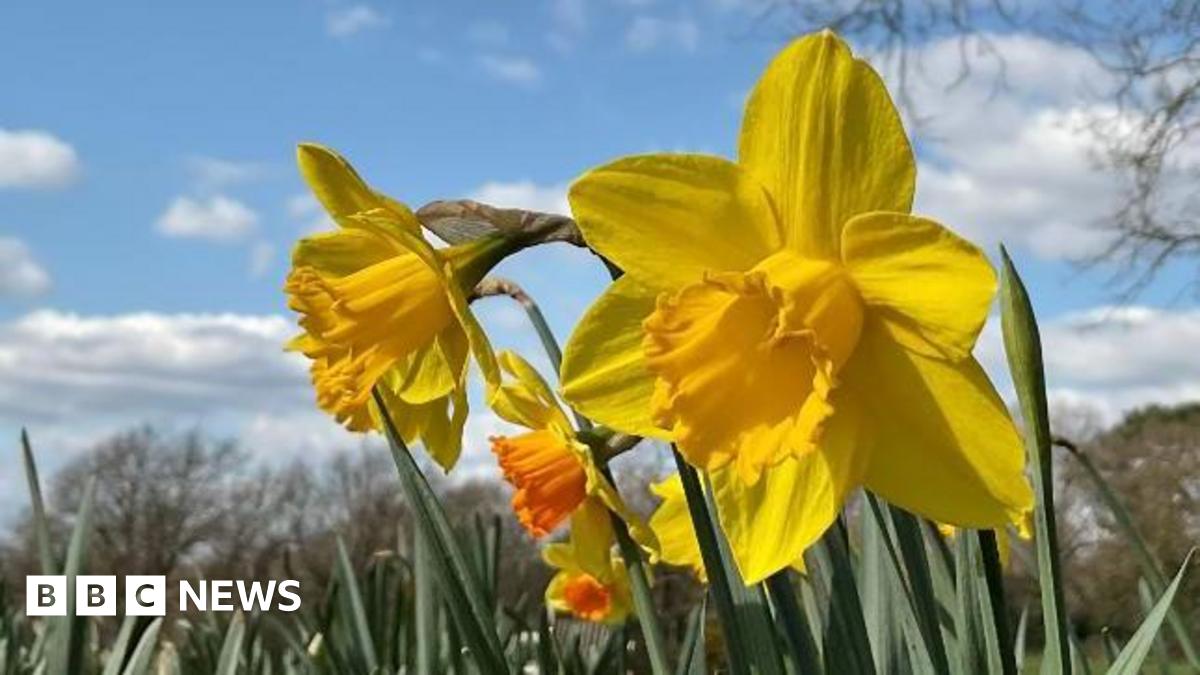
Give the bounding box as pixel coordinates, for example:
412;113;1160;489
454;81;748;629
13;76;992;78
2;1;1198;516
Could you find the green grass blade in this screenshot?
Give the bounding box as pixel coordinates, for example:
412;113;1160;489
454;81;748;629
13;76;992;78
977;530;1017;675
1059;444;1200;670
414;528;440;675
1014;606;1029;672
859;505;898;675
19;430;56;575
214;613;245;675
47;478;96;675
765;570;823;675
953;533;986;675
674;598;708;675
998;247;1071;675
119;618;162;675
822;520;878;675
333;538;379;672
373;388;509;674
102;616;140;675
889;506;952;675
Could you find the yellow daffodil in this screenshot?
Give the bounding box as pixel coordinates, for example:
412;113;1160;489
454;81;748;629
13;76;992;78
285;143;510;470
489;351;654;548
543;499;633;624
559;31;1033;583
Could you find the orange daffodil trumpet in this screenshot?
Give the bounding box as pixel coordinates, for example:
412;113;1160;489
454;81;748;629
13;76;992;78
284;144;515;471
559;31;1034;583
489;350;654;546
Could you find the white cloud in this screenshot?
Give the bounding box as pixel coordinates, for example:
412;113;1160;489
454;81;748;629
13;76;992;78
249;241;275;279
0;128;81;189
186;156;270;189
976;305;1200;424
326;5;388;38
625;16;700;53
0;237;51;298
874;34;1122;260
0;311;308;425
470;180;569;215
156;195;259;242
479;55;543;87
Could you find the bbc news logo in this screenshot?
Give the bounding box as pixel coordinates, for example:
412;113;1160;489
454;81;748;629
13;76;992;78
26;576;301;616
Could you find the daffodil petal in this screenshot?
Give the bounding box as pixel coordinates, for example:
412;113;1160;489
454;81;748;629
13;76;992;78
711;393;869;584
393;329;463;405
649;474;705;581
291;229;400;277
296;143;417;233
560;275;668;439
491;350;574;431
849;321;1033;527
738;31;915;258
569;153;782;288
419;386;468;472
842;212;996;361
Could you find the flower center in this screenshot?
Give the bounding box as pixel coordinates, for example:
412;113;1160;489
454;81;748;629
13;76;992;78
643;249;863;483
285;253;455;426
491;429;588;537
562;573;613;621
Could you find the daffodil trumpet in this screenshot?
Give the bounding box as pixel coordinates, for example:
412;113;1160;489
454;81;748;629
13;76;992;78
559;30;1034;583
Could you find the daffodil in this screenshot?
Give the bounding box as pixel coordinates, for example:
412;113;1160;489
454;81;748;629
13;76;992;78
543;499;633;624
559;31;1033;583
489;350;654;547
285;143;510;470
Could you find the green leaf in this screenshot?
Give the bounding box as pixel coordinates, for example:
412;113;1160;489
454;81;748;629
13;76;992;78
214;613;245;675
1014;606;1029;672
819;520;877;675
19;430;56;576
46;478;96;675
414;528;440;675
765;570;822;675
373;389;510;674
675;598;708;675
102;616;140;675
888;506;952;675
977;530;1018;675
333;538;379;672
119;618;163;675
998;246;1071;675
